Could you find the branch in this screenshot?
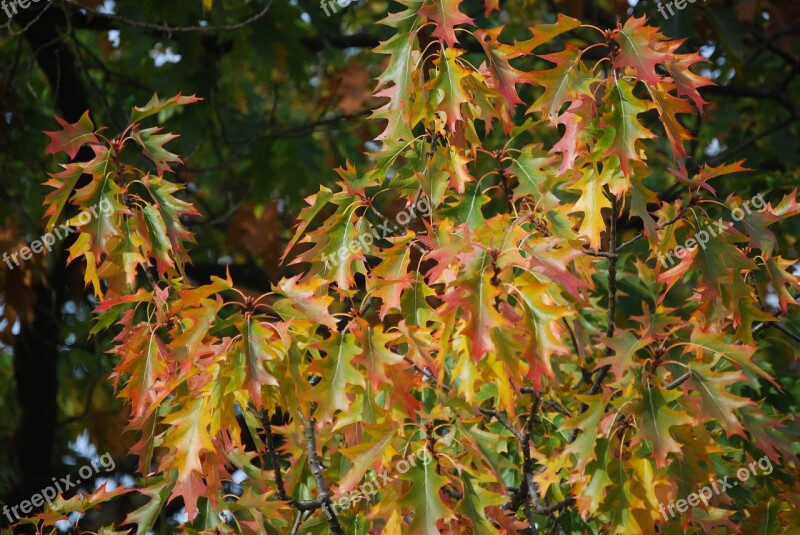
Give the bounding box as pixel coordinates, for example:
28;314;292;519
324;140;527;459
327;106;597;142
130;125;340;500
706;116;800;167
758;322;800;345
254;413;336;515
536;496;576;515
300;414;344;535
752;290;800;335
481;396;569;530
262;411;288;500
403;356;450;392
570;194;619;443
700;84;799;117
478;408;525;443
481;407;538;532
184;110;371;174
59;0;276;34
665;371;691;390
615;196;694;253
290;511;306;535
772;324;800;345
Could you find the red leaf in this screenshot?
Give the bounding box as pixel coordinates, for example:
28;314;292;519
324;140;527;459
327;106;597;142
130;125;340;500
43;111;98;159
665;51;714;114
419;0;474;47
611;17;671;86
475;26;530;107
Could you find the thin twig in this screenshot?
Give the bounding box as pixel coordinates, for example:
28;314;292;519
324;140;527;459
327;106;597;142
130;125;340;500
570;194;618;443
59;0;276;34
616;196;694;253
479;408;525;443
770;323;800;345
665;371;691;390
290;511;304;535
481;397;568;531
299;414;344;535
707;117;799;167
403;356;450;392
262;411;288;500
752;290;800;335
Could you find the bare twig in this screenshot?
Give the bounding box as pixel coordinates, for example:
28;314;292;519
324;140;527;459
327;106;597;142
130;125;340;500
665;371;691;390
262;411;288;500
403;356;450;392
707;117;800;167
752;289;800;335
290;511;304;535
481;395;569;531
479;408;525;443
299;414;344;535
769;323;800;345
59;0;276;34
616;196;694;253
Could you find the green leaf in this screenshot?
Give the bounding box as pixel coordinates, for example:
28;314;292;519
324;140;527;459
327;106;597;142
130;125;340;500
398;455;451;534
353;321;404;389
130;93;202;123
337;421;397;493
401;275;436;327
686;330;776;387
70;173;125;257
597;330;652;385
528;45;596;120
599;78;655;175
688;360;752;438
308;333;365;423
123;474;177;535
141;203;175;275
456;470;504;534
430;48;472;131
611;17;671;85
131;127;183;174
630;381;693;468
43;163;85;230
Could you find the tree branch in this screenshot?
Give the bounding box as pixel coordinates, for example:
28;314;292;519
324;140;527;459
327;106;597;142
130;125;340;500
706;116;800;167
665;371;691;390
403;356;450;392
59;0;276;34
262;411;288;501
570;194;619;443
615;196;694;253
300;414;344;535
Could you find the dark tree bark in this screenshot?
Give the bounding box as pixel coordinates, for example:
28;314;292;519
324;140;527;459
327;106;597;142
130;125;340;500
6;2;92;518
